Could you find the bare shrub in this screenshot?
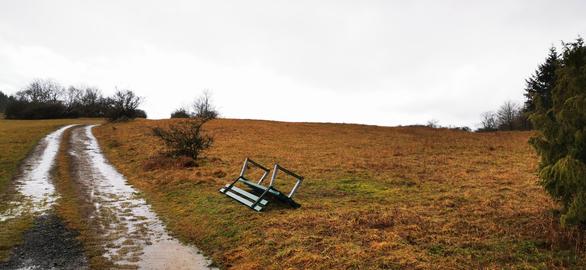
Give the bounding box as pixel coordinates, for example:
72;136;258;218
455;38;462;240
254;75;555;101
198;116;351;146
152;118;213;161
170;107;191;118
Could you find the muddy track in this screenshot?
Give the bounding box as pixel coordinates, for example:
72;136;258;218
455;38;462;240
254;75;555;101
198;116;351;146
0;125;88;269
0;125;75;222
0;213;88;269
67;125;214;269
1;125;215;270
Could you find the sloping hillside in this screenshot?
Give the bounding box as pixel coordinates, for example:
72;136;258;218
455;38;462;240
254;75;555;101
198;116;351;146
94;118;583;269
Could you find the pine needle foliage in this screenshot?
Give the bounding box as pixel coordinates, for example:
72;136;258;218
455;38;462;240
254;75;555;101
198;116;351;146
530;37;586;226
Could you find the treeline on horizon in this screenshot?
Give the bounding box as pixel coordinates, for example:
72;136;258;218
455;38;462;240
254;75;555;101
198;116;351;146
477;38;582;132
0;38;581;130
0;79;145;121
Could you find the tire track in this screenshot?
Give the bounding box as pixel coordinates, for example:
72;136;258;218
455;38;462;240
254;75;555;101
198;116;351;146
66;125;215;269
0;125;88;269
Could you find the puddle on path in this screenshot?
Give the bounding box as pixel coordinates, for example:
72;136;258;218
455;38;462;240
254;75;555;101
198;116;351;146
0;125;75;222
69;125;215;269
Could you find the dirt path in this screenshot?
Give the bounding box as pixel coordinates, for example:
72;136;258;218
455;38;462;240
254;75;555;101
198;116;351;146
1;125;215;269
0;125;88;269
0;125;75;222
0;213;88;269
66;125;214;269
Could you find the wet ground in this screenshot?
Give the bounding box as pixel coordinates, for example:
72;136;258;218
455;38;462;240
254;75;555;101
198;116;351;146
0;125;74;222
67;125;215;269
1;125;215;269
0;213;88;270
0;125;87;270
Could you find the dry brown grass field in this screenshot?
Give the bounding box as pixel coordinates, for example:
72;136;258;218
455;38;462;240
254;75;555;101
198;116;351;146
92;118;586;269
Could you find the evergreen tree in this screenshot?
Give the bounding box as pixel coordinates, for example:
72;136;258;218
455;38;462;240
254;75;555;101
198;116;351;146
524;47;559;114
530;37;586;226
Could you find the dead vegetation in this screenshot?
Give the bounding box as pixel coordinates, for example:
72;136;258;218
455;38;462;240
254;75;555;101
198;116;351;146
93;118;586;269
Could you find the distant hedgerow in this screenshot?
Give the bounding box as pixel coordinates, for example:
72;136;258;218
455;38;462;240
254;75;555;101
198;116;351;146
2;79;146;120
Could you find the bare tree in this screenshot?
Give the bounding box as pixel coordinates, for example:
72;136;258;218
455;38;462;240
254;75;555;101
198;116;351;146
80;87;106;117
496;101;520;131
16;79;63;103
426;119;440;128
107;89;143;121
192;90;218;120
479;111;498;131
60;86;108;117
64;86;83;108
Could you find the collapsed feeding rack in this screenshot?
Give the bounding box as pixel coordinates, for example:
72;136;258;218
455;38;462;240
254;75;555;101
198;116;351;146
219;158;304;211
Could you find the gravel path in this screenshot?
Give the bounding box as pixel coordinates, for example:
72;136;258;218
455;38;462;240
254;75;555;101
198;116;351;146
0;213;88;270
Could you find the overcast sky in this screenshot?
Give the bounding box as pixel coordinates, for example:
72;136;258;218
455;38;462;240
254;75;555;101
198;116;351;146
1;1;585;127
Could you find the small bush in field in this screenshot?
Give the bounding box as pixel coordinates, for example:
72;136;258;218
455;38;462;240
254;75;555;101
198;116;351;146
170;108;191;118
152;118;213;161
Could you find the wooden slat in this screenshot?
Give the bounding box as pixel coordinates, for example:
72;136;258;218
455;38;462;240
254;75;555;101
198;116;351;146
222;190;264;211
221;177;302;210
222;185;268;206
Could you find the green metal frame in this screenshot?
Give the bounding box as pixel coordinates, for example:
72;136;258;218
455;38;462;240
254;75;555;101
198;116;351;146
219;158;304;211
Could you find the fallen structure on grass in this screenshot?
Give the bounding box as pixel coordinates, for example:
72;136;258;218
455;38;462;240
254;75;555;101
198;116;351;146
219;158;304;211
